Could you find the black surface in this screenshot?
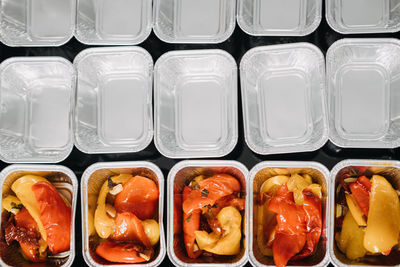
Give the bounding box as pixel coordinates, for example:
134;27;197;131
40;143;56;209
1;4;400;267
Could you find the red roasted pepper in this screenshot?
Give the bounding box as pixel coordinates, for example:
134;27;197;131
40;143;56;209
182;174;241;214
96;241;148;263
32;182;71;255
349;176;371;217
182;186;202;259
14;208;46;262
114;176;159;220
292;189;322;260
268;185;307;267
112;212;151;248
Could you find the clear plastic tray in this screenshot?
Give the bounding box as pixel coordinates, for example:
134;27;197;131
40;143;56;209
240;43;328;155
329;159;400;266
76;0;152;45
237;0;322;36
0;57;75;163
153;0;236;43
81;161;166;267
327;38;400;148
0;0;75;46
74;47;153;154
0;164;78;267
326;0;400;34
167;160;249;267
248;161;330;267
154;49;238;158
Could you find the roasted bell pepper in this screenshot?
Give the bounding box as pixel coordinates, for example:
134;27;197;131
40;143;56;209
96;241;150;263
364;175;400;253
94;174;133;238
182;174;241;214
336;211;367;260
204;194;245;235
268;185;307;267
32;182;72;254
111;212;151;248
114;176;159;220
14;208;47;262
182;186;202;259
349;176;371;217
11;175;50;241
292;189;322;260
194;206;241;255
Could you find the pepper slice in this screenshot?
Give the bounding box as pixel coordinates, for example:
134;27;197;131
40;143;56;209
268;185;307;267
111;212;151;249
292;189;322;260
114;176;159;220
182;186;202;259
96;241;148;263
10;208;47;262
182;174;241;214
349;176;371;217
32;182;71;255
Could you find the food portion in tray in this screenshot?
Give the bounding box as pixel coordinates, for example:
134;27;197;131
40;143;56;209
255;172;323;267
91;174;160;264
335;172;400;261
172;171;246;263
1;175;72;263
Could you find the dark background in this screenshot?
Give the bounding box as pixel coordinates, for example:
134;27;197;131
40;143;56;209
1;2;399;266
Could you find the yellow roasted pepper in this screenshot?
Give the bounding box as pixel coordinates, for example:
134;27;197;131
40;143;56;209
336;211;367;260
195;206;241;255
11;175;50;240
287;174;311;205
364;175;400;253
142;219;160;246
345;194;366;227
2;195;22;215
94;174;133;238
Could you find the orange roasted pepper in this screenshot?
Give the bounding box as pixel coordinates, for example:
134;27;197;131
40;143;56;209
112;212;151;249
96;241;147;264
182;186;202;259
268;185;322;267
114;176;159;220
182;174;241;214
32;182;71;255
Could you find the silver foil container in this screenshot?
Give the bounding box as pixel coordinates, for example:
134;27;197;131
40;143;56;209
81;161;166;267
167;160;249;267
0;164;78;267
330;159;400;267
249;161;330;267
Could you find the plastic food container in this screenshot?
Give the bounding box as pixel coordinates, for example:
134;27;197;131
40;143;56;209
329;159;400;266
74;47;153;154
326;0;400;34
237;0;322;36
249;161;330;267
0;57;75;163
153;0;236;43
154;50;238;158
240;43;328;155
327;39;400;149
76;0;152;45
81;161;166;267
167;160;249;267
0;164;78;267
0;0;75;46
